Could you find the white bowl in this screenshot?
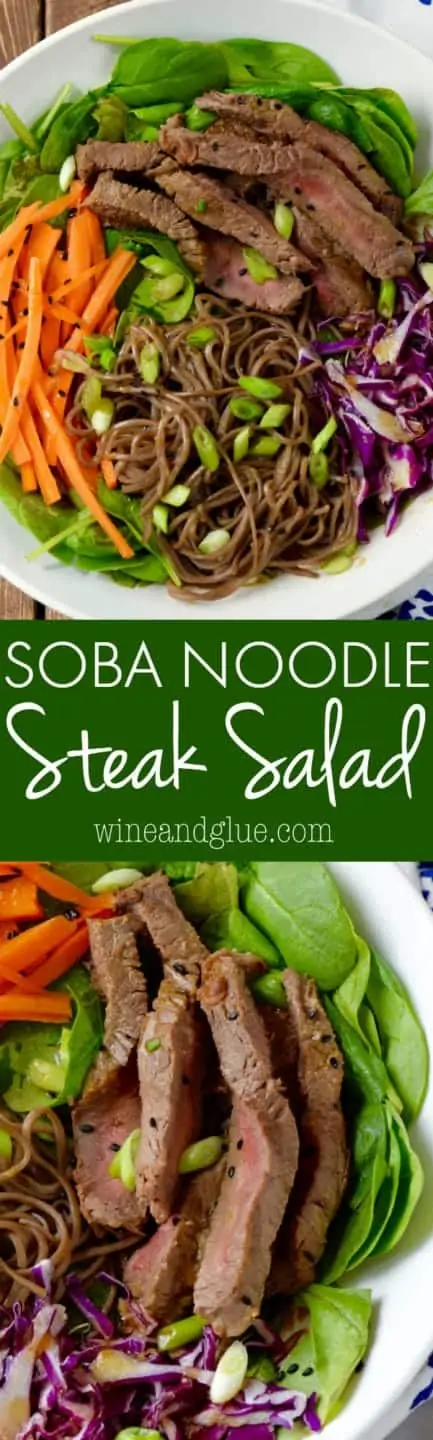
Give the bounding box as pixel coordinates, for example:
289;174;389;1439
2;0;433;617
322;862;433;1440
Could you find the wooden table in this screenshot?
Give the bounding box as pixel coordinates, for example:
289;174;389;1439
0;0;121;619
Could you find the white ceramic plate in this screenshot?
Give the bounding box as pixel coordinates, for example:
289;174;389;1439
322;862;433;1440
1;0;433;617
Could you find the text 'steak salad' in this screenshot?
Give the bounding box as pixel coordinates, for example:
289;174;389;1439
0;860;428;1439
2;38;433;601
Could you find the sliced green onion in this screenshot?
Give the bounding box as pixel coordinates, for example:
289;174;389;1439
140;342;160;384
158;1316;205;1352
0;102;37;152
59;154;77;193
322;542;357;574
163;483;190;506
26;1059;66;1094
82;376;102;421
92;868;143;893
186;326;216;348
115;1430;163;1440
142;256;177;277
26;509;91;561
210;1342;249;1405
185;104;216;131
378;278;397;320
311;416;337;454
193;424;220;472
151;273;185;302
195;198;208;214
152;503;169;534
145;1038;162;1054
229;397;264;421
419;261;433;292
91;400;114;436
0;1129;12;1162
252;973;288;1008
309;451;329;487
109;1129;140;1191
198;528;230;555
36;83;72;141
252;435;282;456
242;247;278;284
134;103;183;124
259;403;291;430
239;375;282;400
233;425;251;462
274;201;294;240
178;1136;223;1174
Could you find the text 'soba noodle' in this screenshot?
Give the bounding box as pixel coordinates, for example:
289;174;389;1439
69;296;358;601
0;1108;137;1308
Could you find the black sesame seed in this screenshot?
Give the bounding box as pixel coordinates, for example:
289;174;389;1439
294;186;302;196
7;248;13;257
227;1165;235;1178
303;1367;314;1377
182;1074;190;1085
12;397;20;407
330;1056;339;1069
211;142;219;151
58;388;67;398
238;269;247;277
308;1009;318;1021
17;342;25;350
273;102;283;111
237;1138;244;1150
79;1123;94;1134
48;296;53;305
172;1215;181;1227
22;307;28;317
64;906;79;920
150;1117;157;1128
173;962;187;976
320;1034;333;1043
241;1295;252;1305
110;1142;121;1152
306;202;316;211
227;1010;239;1021
286;1363;299;1375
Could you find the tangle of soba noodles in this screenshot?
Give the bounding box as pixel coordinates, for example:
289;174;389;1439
0;1108;138;1309
68;294;357;602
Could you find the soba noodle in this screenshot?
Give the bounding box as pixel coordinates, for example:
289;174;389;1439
0;1108;138;1309
68;295;357;601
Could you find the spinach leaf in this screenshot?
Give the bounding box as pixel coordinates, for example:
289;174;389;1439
406;171;433;219
173;862;239;924
40;94;97;172
324;998;394;1104
94;94;127;141
332;934;370;1040
367;950;429;1123
322;1100;389;1284
2;966;103;1112
97;479;143;542
0;459;73;543
281;1285;372;1423
372;1109;424;1256
202;905;281;967
243;862;356;989
350;1110;401;1268
110;38;228;108
222;39;339;89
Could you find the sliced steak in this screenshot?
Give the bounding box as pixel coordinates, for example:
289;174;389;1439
293;208;373;315
160;120;413;278
196;92;402;221
204;232;304;312
76;140;164;184
86;174;206;276
269;970;349;1295
155;159;312;273
87;914;147;1067
117;871;207;995
124;1159;225;1321
73;1055;143;1230
135;978;203;1224
194;952;299;1336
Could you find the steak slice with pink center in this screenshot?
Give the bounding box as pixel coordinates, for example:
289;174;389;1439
73;1054;143;1231
203;232;304;313
136;978;203;1224
124;1159;225;1322
194;952;299;1336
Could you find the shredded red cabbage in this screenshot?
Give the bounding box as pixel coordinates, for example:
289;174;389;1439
307;252;433;537
0;1288;321;1440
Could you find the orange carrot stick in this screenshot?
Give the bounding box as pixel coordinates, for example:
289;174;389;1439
85;210;107;267
32;380;134;558
51;260;107;303
0;877;43;923
0;914;82;974
0;256;43;464
23;923;89;992
100;454;118;490
13;862;107;910
0;991;72;1023
20;461;38;493
100;306;118;337
21;404;60;505
20;223;62;287
67;210;93;318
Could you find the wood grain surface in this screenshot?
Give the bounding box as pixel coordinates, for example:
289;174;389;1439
0;0;119;619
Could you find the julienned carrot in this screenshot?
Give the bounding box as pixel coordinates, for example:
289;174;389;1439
21;404;61;505
43;298;84;327
0;913;82;973
0;183;84;266
100;454;118;490
69;247;136;342
0;866;19;878
0;256;43;465
25;923;89;991
21;462;38;493
52;260;107;303
0;991;72;1023
13;861;109;910
32;379;134;559
67;210;93;318
100;306;118;337
85;210;107;268
0;877;43;923
20;223;62;287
